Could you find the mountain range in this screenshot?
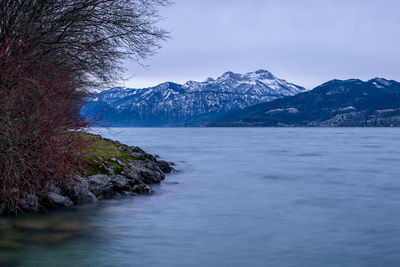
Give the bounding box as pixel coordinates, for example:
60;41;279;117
211;78;400;127
81;70;306;126
81;70;400;127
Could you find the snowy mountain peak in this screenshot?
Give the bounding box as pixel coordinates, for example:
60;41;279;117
246;69;274;80
82;69;306;126
255;69;271;74
216;69;274;82
218;71;241;80
369;77;392;87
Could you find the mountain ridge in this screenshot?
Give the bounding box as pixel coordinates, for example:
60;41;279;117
210;77;400;127
81;69;306;126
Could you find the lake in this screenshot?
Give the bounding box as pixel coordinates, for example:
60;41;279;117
1;128;400;266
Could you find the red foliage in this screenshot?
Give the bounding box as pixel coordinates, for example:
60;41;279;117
0;35;90;214
0;0;169;214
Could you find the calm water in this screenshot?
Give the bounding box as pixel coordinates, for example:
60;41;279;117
1;128;400;267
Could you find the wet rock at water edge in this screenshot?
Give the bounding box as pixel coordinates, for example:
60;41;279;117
127;161;165;184
157;160;173;173
111;175;131;191
2;135;176;215
131;184;152;194
138;168;164;184
87;175;116;199
70;176;97;204
86;174;138;199
46;192;74;208
122;167;145;184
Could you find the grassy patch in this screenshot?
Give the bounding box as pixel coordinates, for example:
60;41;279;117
80;133;137;177
83;134;125;159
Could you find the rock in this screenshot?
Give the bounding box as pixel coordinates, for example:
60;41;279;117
131;184;152;194
46;192;73;208
122;167;145;184
18;194;39;212
128;164;164;184
0;135;175;215
111;175;131;191
145;160;163;172
143;153;157;161
142;169;164;184
129;146;145;153
131;152;144;158
44;183;73;207
87;175;115;199
86;171;158;199
157;160;172;173
70;176;97;204
100;161;114;175
111;157;126;166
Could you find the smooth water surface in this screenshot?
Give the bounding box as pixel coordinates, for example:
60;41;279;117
1;128;400;266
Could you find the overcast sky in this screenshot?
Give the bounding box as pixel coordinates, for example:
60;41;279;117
122;0;400;90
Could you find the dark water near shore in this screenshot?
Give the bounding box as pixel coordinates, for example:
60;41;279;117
1;128;400;266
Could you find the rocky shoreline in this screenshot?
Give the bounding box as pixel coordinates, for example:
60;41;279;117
17;135;174;214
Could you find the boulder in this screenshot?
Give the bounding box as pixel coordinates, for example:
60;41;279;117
111;175;131;191
145;160;163;172
70;176;97;204
87;175;115;199
122;167;145;184
46;192;73;208
142;169;164;184
157;160;172;173
86;174;134;199
131;184;152;194
128;164;164;184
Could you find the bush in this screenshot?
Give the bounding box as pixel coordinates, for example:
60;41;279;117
0;41;89;214
0;0;169;214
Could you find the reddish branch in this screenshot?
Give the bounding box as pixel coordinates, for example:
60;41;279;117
0;0;169;214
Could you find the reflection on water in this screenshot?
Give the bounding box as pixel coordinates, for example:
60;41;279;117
0;215;86;249
1;128;400;267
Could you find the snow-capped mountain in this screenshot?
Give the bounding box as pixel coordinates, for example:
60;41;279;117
81;69;306;126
